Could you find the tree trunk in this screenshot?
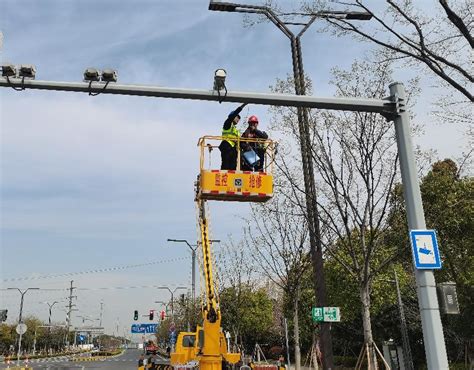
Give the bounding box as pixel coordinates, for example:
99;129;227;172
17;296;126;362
312;332;319;370
293;288;301;370
360;283;378;369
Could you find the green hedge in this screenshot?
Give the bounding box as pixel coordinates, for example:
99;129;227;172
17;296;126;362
7;350;90;361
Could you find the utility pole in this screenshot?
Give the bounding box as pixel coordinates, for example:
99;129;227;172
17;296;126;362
99;301;104;327
98;300;104;350
66;280;77;347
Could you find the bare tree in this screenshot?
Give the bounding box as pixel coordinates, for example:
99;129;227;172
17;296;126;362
245;185;312;370
216;238;258;346
269;58;420;367
305;0;472;103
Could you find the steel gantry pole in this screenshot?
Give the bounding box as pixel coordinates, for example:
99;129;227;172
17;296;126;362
0;78;391;112
389;82;448;369
0;73;447;367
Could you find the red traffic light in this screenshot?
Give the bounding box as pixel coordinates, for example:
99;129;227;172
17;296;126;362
149;310;154;320
160;310;165;321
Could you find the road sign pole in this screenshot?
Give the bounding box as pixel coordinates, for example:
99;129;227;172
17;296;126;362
390;82;448;369
17;331;23;366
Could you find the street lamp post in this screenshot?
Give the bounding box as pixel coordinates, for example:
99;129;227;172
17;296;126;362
8;287;40;365
208;3;371;367
155;301;171;316
157;286;187;352
44;301;59;328
42;301;58;354
167;238;221;303
157;286;188;321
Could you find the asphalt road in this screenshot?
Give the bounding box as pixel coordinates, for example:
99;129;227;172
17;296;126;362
0;349;169;370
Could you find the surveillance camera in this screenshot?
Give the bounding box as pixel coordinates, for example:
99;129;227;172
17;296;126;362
84;68;101;82
19;64;36;79
101;69;118;83
1;63;17;77
213;68;227;91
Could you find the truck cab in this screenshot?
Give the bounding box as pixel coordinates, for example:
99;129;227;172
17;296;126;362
171;326;241;367
145;340;157;355
171;330;198;365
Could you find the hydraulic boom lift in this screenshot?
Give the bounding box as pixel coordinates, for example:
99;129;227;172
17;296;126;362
171;136;276;370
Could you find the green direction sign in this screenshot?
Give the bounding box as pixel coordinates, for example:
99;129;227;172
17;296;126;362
312;307;340;323
323;307;340;322
312;307;324;322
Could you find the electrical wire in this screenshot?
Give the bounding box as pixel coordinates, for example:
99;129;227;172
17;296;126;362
77;284;188;291
2;256;189;282
88;81;110;96
7;76;25;91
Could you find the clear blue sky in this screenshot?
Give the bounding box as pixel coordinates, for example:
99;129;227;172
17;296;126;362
0;0;466;338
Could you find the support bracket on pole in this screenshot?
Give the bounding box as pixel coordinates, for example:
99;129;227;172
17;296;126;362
381;92;405;121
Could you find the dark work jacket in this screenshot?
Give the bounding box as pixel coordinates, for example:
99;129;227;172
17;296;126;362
241;127;268;151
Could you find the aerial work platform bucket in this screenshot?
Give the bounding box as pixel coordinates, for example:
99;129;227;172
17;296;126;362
197;136;276;202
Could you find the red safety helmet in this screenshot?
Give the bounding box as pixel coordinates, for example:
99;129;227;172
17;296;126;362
248;115;259;124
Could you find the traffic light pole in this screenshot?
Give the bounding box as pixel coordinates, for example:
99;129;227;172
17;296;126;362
1;77;448;368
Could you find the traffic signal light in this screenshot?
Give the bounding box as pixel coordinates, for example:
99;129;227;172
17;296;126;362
160;310;165;321
133;310;138;321
0;309;7;322
149;310;154;321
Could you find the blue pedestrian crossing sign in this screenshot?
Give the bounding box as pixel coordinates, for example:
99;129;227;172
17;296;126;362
410;230;441;269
